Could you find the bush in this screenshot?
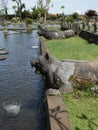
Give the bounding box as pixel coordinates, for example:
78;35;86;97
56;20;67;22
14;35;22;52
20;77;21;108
66;16;74;23
26;18;32;25
11;17;20;22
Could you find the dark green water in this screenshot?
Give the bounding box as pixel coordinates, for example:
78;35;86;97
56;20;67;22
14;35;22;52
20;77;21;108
0;30;48;130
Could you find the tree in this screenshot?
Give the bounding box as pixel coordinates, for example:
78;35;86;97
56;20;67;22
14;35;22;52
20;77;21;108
72;12;79;20
0;0;9;15
37;0;53;23
12;0;25;19
60;5;65;13
85;10;97;17
31;6;44;20
22;10;32;19
66;16;73;23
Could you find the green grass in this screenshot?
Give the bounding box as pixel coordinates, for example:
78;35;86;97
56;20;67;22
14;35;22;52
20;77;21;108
62;92;98;130
46;36;98;130
46;36;98;61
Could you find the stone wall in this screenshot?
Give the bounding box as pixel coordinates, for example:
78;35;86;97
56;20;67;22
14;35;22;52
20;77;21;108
39;38;71;130
39;38;48;55
79;30;98;44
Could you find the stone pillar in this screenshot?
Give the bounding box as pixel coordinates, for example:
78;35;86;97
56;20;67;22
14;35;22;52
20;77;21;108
82;21;85;29
60;13;68;30
93;22;97;33
3;21;8;34
87;18;90;31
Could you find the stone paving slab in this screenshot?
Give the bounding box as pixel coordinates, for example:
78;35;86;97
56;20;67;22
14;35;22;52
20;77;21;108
47;95;71;130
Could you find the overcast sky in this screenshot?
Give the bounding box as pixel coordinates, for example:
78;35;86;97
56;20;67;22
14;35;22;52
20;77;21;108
7;0;98;15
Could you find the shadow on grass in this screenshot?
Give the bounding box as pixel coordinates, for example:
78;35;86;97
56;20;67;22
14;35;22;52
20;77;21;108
75;114;98;130
49;105;70;130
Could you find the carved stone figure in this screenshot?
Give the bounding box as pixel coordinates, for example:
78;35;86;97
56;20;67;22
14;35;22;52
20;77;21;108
37;29;75;39
72;22;80;35
30;53;98;94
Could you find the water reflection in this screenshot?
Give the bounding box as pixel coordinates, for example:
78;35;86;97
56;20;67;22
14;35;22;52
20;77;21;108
0;30;48;130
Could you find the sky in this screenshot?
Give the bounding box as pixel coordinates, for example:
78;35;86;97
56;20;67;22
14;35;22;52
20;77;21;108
7;0;98;15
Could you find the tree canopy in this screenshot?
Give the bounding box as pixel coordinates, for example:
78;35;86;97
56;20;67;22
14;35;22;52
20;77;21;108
72;12;79;20
85;9;97;17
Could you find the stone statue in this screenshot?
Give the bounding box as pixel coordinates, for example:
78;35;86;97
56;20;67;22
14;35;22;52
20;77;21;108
30;53;98;94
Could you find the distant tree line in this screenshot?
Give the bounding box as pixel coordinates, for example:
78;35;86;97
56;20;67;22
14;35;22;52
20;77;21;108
0;0;98;24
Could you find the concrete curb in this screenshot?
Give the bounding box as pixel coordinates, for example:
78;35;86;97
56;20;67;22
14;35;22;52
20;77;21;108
39;38;71;130
40;38;48;55
47;95;71;130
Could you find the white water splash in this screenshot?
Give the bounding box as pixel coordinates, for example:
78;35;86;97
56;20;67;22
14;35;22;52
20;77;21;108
3;102;21;115
32;45;39;49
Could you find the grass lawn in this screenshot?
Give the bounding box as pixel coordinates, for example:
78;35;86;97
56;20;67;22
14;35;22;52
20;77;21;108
46;36;98;130
62;92;98;130
46;36;98;61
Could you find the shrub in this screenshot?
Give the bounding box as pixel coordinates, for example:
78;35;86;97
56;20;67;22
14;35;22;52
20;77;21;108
11;17;20;22
26;18;32;25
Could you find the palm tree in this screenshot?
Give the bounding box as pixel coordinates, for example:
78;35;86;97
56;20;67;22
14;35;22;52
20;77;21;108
61;5;65;13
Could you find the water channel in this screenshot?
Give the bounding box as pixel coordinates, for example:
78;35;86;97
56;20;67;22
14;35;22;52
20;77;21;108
0;30;48;130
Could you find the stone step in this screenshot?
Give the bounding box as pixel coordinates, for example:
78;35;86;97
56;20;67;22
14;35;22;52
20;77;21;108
0;48;4;51
0;50;9;55
0;55;7;60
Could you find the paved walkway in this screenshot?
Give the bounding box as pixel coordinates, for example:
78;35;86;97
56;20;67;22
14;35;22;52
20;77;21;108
47;95;71;130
